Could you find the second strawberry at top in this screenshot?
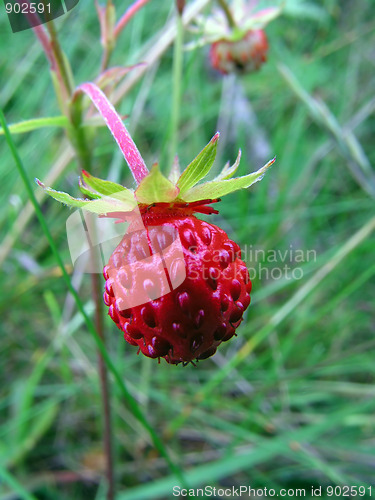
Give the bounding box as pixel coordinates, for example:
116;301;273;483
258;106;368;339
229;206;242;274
191;0;282;75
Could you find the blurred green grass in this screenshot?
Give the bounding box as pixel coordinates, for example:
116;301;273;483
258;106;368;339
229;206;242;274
1;0;375;499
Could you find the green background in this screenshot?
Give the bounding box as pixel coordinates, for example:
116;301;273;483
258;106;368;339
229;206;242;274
1;0;375;498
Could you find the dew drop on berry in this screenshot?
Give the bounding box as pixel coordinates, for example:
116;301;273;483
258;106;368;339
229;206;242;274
172;322;185;338
222;241;236;262
121;236;131;251
141;305;157;328
194;309;205;329
240;265;250;284
144;278;160;300
229;303;244;323
181;229;197;251
214;323;228;341
190;334;203;353
133;240;151;261
220;294;230;312
168;258;186;288
103;265;110;280
115;297;127;313
219;250;231;269
108;304;119;324
103;292;111;307
112;252;123;269
243;293;251;309
149;225;175;253
177;291;190;314
118;268;132;289
230;279;242;301
233;242;241;259
207;267;219;290
148;336;171;357
105;279;114;296
200;225;212;246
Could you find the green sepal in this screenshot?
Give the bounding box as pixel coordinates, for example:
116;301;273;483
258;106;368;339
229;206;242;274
78;177;102;199
177;133;219;194
81;170;131;197
182;157;276;202
213;150;241;181
135;164;180;204
36;179;136;214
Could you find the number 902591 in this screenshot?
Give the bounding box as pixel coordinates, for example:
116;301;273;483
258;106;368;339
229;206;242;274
327;485;372;496
5;3;51;14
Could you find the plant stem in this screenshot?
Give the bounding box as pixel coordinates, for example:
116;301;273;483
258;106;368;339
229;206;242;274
169;9;184;173
46;20;73;100
92;270;115;500
216;0;236;29
76;83;149;184
69;95;92;171
74;127;114;498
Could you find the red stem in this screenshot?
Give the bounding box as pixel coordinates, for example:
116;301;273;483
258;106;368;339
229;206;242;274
32;25;56;69
114;0;152;39
76;83;149;184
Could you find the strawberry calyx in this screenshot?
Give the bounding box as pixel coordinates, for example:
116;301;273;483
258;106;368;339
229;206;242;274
37;82;275;217
37;134;275;217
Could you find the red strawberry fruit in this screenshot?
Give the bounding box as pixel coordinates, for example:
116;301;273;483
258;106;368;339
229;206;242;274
102;202;252;364
39;83;275;365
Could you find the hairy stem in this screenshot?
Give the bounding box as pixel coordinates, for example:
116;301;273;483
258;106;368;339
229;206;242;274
75;83;149;184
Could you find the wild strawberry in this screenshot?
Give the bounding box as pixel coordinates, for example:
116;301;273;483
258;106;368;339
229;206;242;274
39;83;275;365
189;1;281;75
210;29;268;75
102;202;252;364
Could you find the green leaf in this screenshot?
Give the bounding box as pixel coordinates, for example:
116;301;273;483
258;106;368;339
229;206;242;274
81;170;131;196
182;157;276;202
36;179;135;213
135;164;180;204
0;116;69;135
177;133;219;194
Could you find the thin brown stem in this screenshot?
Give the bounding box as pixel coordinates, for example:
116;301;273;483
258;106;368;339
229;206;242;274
86;218;114;500
91;270;115;500
216;0;237;29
